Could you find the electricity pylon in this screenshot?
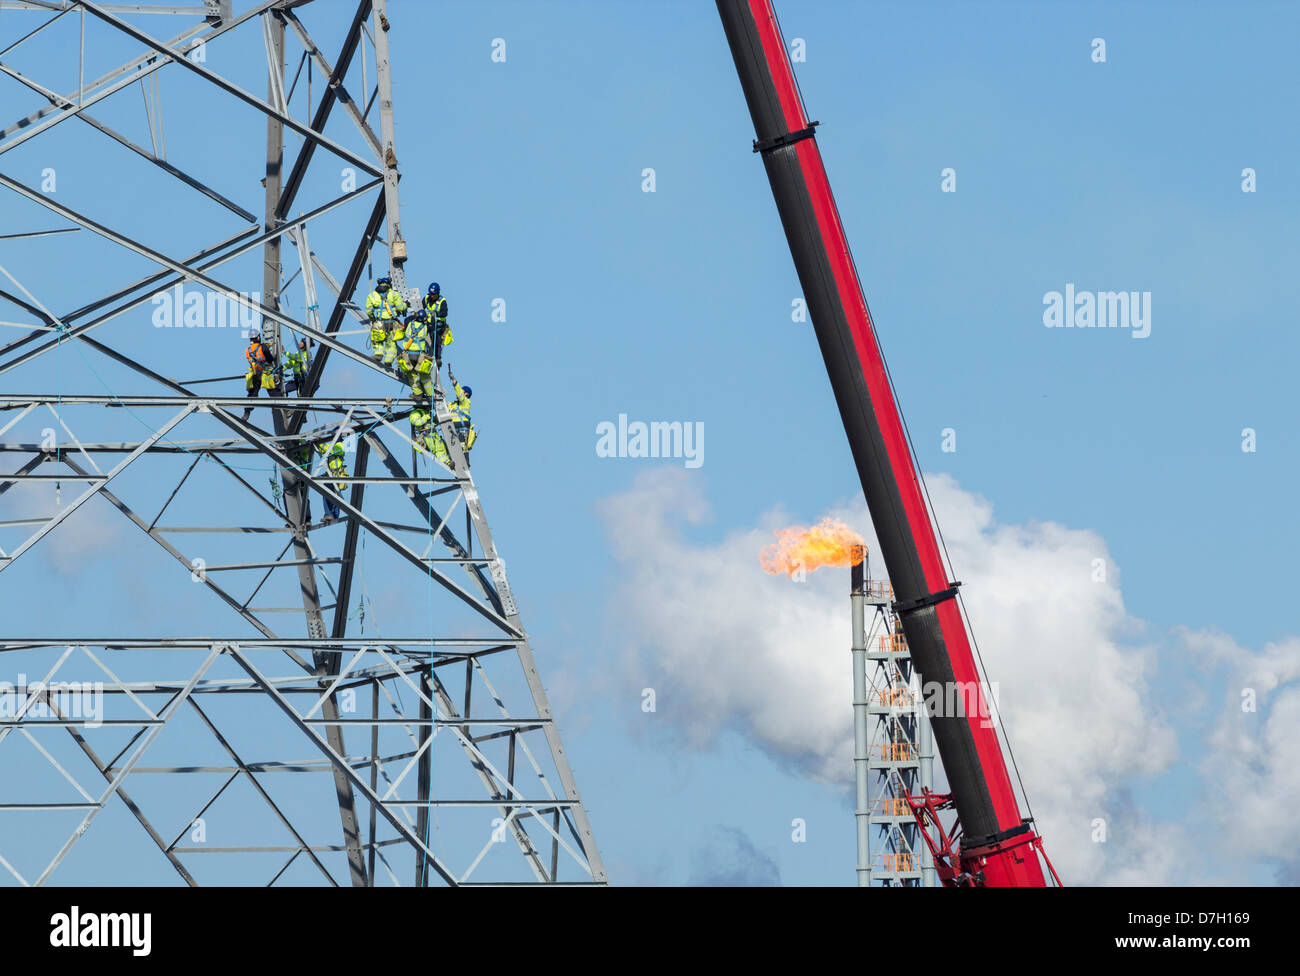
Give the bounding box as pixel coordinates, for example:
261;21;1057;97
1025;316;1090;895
0;0;605;887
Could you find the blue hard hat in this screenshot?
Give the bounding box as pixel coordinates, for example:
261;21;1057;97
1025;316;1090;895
377;276;391;287
461;386;472;398
427;282;440;295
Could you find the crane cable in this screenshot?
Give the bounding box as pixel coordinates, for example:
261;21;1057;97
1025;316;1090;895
822;167;1041;836
854;253;1039;833
764;0;1040;831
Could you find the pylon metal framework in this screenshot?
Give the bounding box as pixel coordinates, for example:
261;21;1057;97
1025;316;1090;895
857;565;936;887
0;0;605;886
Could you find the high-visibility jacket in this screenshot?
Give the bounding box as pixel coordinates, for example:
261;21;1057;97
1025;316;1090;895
449;384;474;447
366;288;407;322
449;382;471;425
424;293;448;324
410;407;432;431
401;317;429;352
285;348;311;374
246;341;271;369
399;341;433;375
314;442;348;482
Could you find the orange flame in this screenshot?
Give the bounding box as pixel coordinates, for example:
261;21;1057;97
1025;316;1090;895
760;518;865;576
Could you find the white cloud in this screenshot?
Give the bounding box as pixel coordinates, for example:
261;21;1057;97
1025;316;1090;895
599;468;1183;884
1184;629;1300;877
598;470;855;780
3;482;122;577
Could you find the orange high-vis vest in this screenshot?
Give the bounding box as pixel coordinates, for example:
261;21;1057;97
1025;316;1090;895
246;341;269;368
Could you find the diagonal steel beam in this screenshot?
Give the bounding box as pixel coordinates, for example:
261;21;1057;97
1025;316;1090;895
0;2;210;13
48;336;484;641
330;436;368;641
277;1;381;219
369;0;406;290
0;60;256;222
61;710;198;886
419;661;551;882
57;453;314;675
148;451;203;531
29;367;512;682
226;643;459;886
439;372;608;881
353;658;545;883
0;181;376;373
0;225;255;363
0;452;45;498
76;0;382;178
366;647;573;881
0;406;192;573
34;642;222;885
363;432;502;614
293;192;385;422
211;410;520;635
0;285;54;326
54;225;254;326
0;173;384;378
0;2;269;153
187;698;338;886
0;5;72;59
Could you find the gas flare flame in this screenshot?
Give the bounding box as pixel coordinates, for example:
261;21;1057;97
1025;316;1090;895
760;518;865;576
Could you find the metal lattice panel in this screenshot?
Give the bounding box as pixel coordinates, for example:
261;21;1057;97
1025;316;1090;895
0;0;604;886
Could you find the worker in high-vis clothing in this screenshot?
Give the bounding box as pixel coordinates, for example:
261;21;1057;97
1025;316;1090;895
395;309;434;399
243;331;277;420
284;337;313;393
409;405;447;465
365;275;407;366
447;367;477;457
411;405;464;468
315;440;348;522
409;404;431;449
423;282;453;366
291;441;317;524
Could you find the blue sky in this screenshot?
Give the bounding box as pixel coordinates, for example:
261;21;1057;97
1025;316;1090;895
1;0;1296;886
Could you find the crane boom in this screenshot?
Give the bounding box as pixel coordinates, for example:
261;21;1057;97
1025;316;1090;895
717;0;1051;886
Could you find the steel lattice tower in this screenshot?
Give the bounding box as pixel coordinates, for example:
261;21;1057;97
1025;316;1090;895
853;560;936;887
863;585;935;887
0;0;605;886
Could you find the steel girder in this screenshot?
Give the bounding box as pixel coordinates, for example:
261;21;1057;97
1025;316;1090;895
0;0;604;886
